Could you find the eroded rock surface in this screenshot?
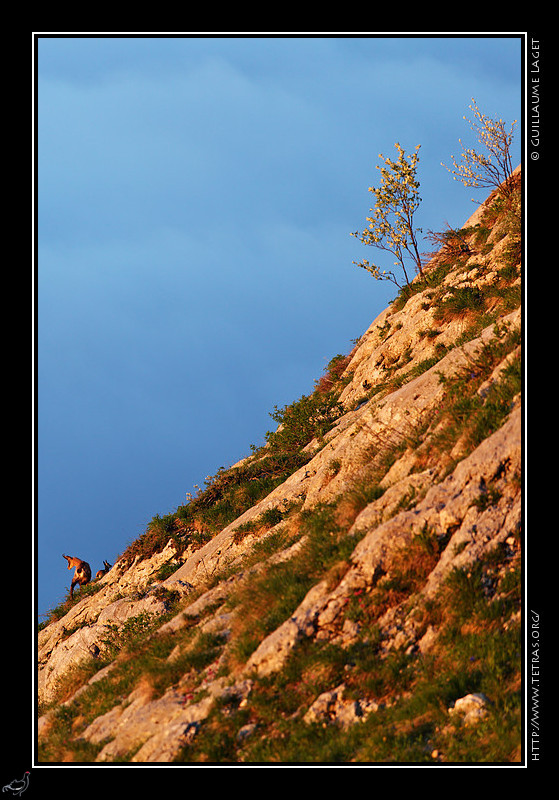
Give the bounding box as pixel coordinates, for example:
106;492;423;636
38;177;522;762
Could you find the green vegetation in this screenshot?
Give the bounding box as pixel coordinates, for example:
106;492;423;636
354;99;518;302
352;142;424;288
39;115;522;764
117;351;351;569
115;121;520;573
226;503;355;667
44;316;520;761
37;611;225;762
442;97;518;204
265;391;344;455
40;493;520;764
39;579;107;630
431;323;521;464
174;533;520;764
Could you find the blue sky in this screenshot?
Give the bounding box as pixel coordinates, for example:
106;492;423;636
36;34;523;617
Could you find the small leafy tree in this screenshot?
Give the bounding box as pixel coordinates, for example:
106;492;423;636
442;98;517;201
351;142;424;288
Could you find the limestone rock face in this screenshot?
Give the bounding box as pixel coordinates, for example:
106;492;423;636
240;404;520;676
303;683;379;727
75;676;253;763
38;541;180;706
38;172;522;763
449;693;491;726
83;687;215;763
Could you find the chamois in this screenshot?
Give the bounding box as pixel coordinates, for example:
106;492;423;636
62;554;91;598
95;560;112;580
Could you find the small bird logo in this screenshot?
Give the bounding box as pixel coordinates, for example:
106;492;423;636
2;772;30;797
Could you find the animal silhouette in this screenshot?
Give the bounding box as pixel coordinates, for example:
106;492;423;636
62;554;91;598
2;772;30;796
95;560;112;579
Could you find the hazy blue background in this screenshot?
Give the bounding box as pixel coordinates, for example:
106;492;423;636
36;34;522;618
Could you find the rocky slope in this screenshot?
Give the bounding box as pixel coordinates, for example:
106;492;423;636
37;168;522;764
